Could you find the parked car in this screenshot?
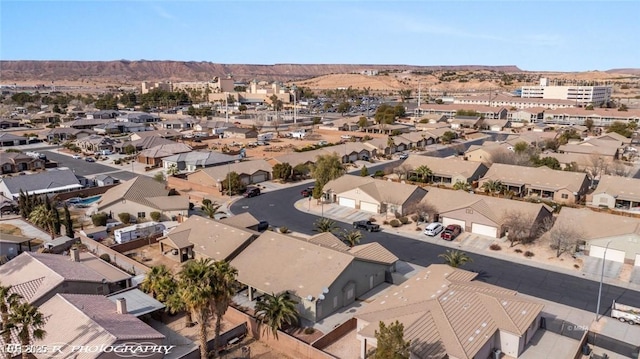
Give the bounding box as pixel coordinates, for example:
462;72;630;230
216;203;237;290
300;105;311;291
441;224;462;241
341;135;352;139
424;222;444;236
72;154;81;159
85;157;96;162
398;153;409;160
257;221;269;232
353;220;381;232
244;187;261;198
301;187;315;197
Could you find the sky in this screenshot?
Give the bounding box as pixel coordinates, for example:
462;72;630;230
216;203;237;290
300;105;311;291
1;1;639;72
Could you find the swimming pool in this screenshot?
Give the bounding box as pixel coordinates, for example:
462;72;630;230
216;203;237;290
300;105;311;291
69;196;101;206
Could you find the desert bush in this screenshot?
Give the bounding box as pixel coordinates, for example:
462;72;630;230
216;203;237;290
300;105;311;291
573;264;580;269
415;227;422;231
150;211;161;222
118;212;131;224
369;217;377;222
411;215;419;222
303;327;315;335
91;212;108;226
490;244;502;251
524;251;535;257
514;248;523;253
399;216;410;225
279;226;289;234
383;220;390;225
99;253;111;263
389;219;401;228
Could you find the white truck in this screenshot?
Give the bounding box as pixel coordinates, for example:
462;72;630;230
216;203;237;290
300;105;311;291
257;132;274;141
611;300;640;325
114;222;165;244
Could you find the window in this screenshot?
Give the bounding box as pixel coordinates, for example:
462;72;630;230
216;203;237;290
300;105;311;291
137;212;146;218
561;194;569;199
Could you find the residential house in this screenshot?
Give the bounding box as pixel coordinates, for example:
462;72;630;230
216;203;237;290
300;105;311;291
0;234;35;259
158;117;197;130
0;250;132;306
464;142;514;164
544;107;640;126
588;175;640;210
223;127;258;139
93;121;148;134
30;293;165;359
417;104;508;119
194;120;230;135
0;133;27;147
449;115;482;130
0;151;45;174
117;112;161;124
43;127;94;142
363;123;412;135
161;150;239;172
0;192;17;215
63;118;112;129
419;188;553;238
231;230;397;322
364;137;397;155
507;107;546;124
398;131;438;149
76;135;119;153
481;118;511;131
187;159;272;191
159;215;258;263
355;264;544;359
116;136;177;153
478;163;590;204
219;212;262;231
454;93;576;109
94;174;117;187
554;207;640;265
86;110;120;119
97;176;189;221
137;143;192;166
558;143;619;160
403;155;488;186
543;152;597;170
0;168;82;198
323;175;428;215
129;129;183;141
0;118;22;129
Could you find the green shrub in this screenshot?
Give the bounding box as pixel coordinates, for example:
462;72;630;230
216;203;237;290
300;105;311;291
514;248;523;253
383;220;390;225
91;212;108;226
374;170;385;177
118;212;131;224
279;226;289;234
99;253;111;263
202;199;212;206
389;219;401;228
399;216;410;225
411;215;419;222
150;211;161;222
303;327;315;335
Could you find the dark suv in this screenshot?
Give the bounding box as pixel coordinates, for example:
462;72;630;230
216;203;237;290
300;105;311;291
243;187;261;198
301;187;315;197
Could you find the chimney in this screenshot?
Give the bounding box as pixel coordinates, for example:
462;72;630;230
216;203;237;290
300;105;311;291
70;248;80;262
116;298;127;315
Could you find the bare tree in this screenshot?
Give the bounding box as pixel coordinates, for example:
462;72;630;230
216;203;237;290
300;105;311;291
254;115;265;133
541;217;584;257
502;210;540;247
588;154;610;184
393;164;413;181
407;202;437;224
607;160;632;177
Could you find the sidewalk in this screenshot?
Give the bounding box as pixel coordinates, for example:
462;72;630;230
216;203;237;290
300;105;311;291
295;198;640;293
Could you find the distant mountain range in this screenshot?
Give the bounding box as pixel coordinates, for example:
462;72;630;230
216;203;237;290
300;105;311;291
0;60;524;83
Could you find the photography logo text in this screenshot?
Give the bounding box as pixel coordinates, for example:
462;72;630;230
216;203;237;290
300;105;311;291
2;342;175;358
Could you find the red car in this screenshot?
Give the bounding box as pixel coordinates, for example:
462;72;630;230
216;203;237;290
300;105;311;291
301;187;315;197
441;224;462;241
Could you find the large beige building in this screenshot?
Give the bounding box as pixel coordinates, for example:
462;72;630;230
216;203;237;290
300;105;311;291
520;78;613;106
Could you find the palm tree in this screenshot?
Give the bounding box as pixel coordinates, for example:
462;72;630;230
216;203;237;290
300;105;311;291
202;201;224;219
167;163;179;176
1;284;23;343
438;250;473;268
178;259;216;359
314;218;338;233
341;229;362;248
481;180;504;196
29;204;55;239
211;261;238;355
414;165;432;183
255;292;299;339
140;265;176;302
386;136;395;153
5;302;47;359
453;180;472;192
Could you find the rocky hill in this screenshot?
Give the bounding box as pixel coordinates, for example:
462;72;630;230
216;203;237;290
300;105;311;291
0;60;522;83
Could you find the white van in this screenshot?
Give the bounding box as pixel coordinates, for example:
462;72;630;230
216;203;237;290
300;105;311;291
100;150;113;155
423;223;444;236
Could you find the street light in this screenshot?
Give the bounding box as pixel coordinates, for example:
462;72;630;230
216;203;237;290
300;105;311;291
595;240;613;321
291;85;297;125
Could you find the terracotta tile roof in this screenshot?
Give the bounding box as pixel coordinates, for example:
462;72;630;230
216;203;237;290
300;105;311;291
137;143;192;158
402;155;487;179
305;232;350;251
196;159;272;181
219;212;260;229
558;143;618;157
555;207;640;240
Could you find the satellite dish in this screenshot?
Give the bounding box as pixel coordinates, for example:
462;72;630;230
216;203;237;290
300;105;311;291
318;294;325;301
322;287;329;294
307;295;313;301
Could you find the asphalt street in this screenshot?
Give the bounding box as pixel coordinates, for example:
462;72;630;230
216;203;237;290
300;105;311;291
41;150;138;181
231;163;640;317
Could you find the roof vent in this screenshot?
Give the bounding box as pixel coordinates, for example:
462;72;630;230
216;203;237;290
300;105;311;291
462;303;471;310
116;298;127;315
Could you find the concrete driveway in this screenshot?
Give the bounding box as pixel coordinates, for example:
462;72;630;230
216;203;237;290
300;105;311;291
582;256;623;279
630;266;640;285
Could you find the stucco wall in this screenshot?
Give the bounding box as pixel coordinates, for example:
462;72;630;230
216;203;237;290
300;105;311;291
591;193;616;208
99;201;185;221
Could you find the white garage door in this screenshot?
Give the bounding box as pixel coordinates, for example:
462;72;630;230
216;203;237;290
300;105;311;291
348;154;358;162
252;172;267;183
442;217;465;229
360;201;379;213
339;197;356;208
471;223;498;238
635;254;640;267
590;246;626;263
